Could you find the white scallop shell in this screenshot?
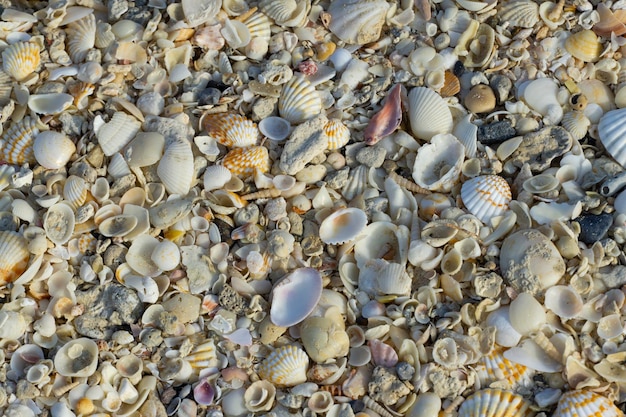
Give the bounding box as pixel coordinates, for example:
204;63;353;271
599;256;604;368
182;0;222;27
327;0;390;44
498;0;539;28
44;203;75;245
204;165;232;191
258;345;309;387
412;134;464;192
453;114;478;158
408;87;454;141
108;152;132;178
66;13;95;63
270;267;323;327
553;390;623;417
259;0;311;27
561;111;590;141
34;131;76;169
259;116;291;141
457;389;534;417
157;139;194;196
28;93;73;115
95;112;142;157
63;175;87;209
278;75;322;124
319;207;368;245
461;175;512;223
599;107;626;168
54;338;99;377
0;230;30;285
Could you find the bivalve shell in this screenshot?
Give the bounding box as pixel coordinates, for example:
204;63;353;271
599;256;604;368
63;175;88;209
259;0;311;27
158;139;194;196
223;146;270;177
461;175;511;224
0;116;40;165
258;345;309;387
54;338;98;378
599;108;626;168
476;348;535;390
204;165;232;191
457;389;535;417
498;0;539;28
95;112;142;157
324;119;350;150
278;75;322;125
202;113;259;148
44;203;75;245
408;87;453;141
182;0;222;27
561;111;590;141
552;390;623;417
412;134;464;192
0;230;29;286
34;131;76;169
270;267;323;327
327;0;390;44
66;13;96;63
28;93;74;115
319;207;367;245
565;29;602;63
2;41;40;81
259;116;291;141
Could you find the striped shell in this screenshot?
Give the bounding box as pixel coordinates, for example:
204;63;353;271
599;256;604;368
599;108;626;168
44;203;76;245
185;339;218;371
2;41;40;81
0;116;40;165
96;112;142;156
64;175;88;210
498;1;539;29
66;13;96;63
458;389;535;417
565;30;602;63
408;87;453;141
258;345;309;387
202;113;258;148
561;111;590;141
223;146;270;177
204;165;233;191
461;175;512;223
553;390;623;417
279;75;322;125
258;0;311;27
158;139;194;196
476;348;535;390
324;119;350;150
0;231;30;286
242;12;271;43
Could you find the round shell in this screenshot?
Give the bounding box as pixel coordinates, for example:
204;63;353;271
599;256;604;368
270;267;323;327
278;75;322;125
552;390;623;417
565;29;602;63
66;13;96;63
498;0;539;28
204;165;233;191
319;207;367;245
408;87;453;141
63;175;88;209
476;348;535;390
223;146;270;177
34;131;76;170
461;175;512;223
324;119;350;150
457;389;535;417
599;108;626;168
259;116;291;141
44;203;76;245
158;139;194;196
0;116;39;165
2;41;40;81
202;113;259;148
258;345;309;387
0;231;29;286
54;338;99;377
327;0;390;44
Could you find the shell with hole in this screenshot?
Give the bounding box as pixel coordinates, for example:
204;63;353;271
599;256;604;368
258;345;309;387
202;113;259;148
407;87;453;141
319;207;368;245
327;0;390;44
244;380;276;412
2;41;40;81
461;175;512;224
278;75;322;125
411;133;464;192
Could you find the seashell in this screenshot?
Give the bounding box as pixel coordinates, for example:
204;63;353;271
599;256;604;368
453;114;478;158
407;87;453;141
369;339;398;368
455;21;495;68
465;84;496;114
221;18;251;48
44;203;75;245
411;134;464;192
364;84;403;145
259;0;311;27
2;41;40;81
63;175;87;210
28;93;74;115
561;111;590;141
498;0;539;28
242;11;272;44
440;70;460;98
34;131;76;170
327;0;390;44
182;0;222;27
98;215;138;237
522;174;559;194
278;75;322;125
544;285;583;319
125;132;165;168
599;108;626;168
204;165;233;191
259;116;291;141
116;354;143;385
54;338;99;377
461;175;511;224
223;146;270;177
126;235;161;277
308;391;334;414
95;112;142;157
0;116;41;165
324;119;351;150
597;314;624;339
593;3;626;37
150;239;180;271
552;390;623;417
158;139;194;196
244;380;276;412
319;207;367;245
202;113;259;148
66;13;95;63
565;29;602;63
301;311;350;363
258;345;309;387
457;388;534;417
270;267;322;327
508;292;547;336
476;347;535;390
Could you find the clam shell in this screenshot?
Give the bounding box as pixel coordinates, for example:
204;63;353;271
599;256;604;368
498;0;539;28
279;75;322;124
319;207;367;245
412;134;464;192
408;87;453;141
544;285;583;319
259;116;291;141
565;29;602;63
259;0;310;27
0;116;40;165
95;112;142;157
327;0;390;44
476;348;535;390
0;230;29;286
204;165;233;191
258;345;309;387
98;214;139;238
453;114;478;158
457;389;534;417
598;107;626;168
54;338;99;377
34;131;76;170
223;146;270;177
270;267;323;327
66;13;95;63
461;175;512;223
552;390;623;417
44;203;75;245
324;119;350;150
242;12;271;43
158;139;194;196
28;93;74;115
202;113;259;148
125;132;165;168
2;41;40;81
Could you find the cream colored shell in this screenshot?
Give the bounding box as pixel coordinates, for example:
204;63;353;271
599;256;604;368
258;345;309;387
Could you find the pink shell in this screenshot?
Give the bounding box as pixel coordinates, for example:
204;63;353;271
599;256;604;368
270;268;323;327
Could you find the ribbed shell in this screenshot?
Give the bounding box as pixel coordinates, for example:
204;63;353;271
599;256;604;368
157;139;194;196
0;116;39;165
258;0;310;27
458;389;535;417
258;345;309;387
64;175;88;210
324;119;350;150
242;12;271;43
223;146;270;177
498;1;539;28
278;75;322;125
327;0;390;44
453;114;478;158
204;165;232;191
599;108;626;168
66;13;96;63
561;111;590;141
2;41;40;81
552;390;623;417
565;30;602;63
96;112;142;157
476;348;535;390
203;113;259;148
408;87;453;141
0;231;30;286
461;175;512;223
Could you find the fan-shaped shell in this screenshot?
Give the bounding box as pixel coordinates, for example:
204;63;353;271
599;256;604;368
242;12;271;43
553;390;623;417
258;345;309;387
158;139;194;196
408;87;453;141
182;0;222;27
44;203;76;245
457;389;535;417
279;75;322;125
453;114;478;158
54;338;99;378
327;0;390;44
96;112;142;157
412;134;464;192
34;131;76;169
565;30;602;63
0;231;29;286
324;119;350;150
204;165;233;191
223;146;270;177
63;175;88;209
66;13;95;63
498;1;539;28
599;108;626;168
319;207;367;245
202;113;258;148
476;348;535;390
2;41;40;81
0;116;40;165
461;175;512;223
259;0;311;27
561;111;590;141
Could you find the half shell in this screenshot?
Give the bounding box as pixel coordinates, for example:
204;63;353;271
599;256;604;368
278;75;322;125
44;203;76;245
457;389;534;417
408;87;453;141
34;131;76;169
552;390;623;417
66;13;96;63
202;113;259;148
461;175;512;223
158;139;194;196
258;345;309;387
498;0;539;28
324;119;350;150
327;0;390;44
270;267;323;327
0;231;29;286
259;0;310;27
0;116;40;165
319;207;367;245
412;134;464;192
259;116;291;141
223;146;270;177
565;29;602;63
95;112;142;157
599;108;626;168
2;41;40;81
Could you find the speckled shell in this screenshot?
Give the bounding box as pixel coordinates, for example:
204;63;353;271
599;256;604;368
599;108;626;168
476;348;535;390
327;0;390;44
202;113;259;148
408;87;453;141
565;30;602;63
0;116;39;165
66;13;96;63
258;345;309;387
552;390;623;417
498;1;539;28
0;231;30;286
461;175;512;223
324;119;350;150
223;146;270;177
2;41;40;81
457;389;535;417
278;75;322;125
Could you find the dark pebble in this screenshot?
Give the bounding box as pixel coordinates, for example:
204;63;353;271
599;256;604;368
477;120;517;145
576;213;613;244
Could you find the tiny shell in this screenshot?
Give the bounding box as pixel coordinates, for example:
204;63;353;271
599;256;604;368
34;131;76;169
598;108;626;168
202;113;258;148
96;112;142;157
223;146;270;177
2;41;40;81
457;389;534;417
44;203;75;245
258;345;309;387
270;267;323;327
461;175;511;224
565;29;602;63
0;116;40;165
319;207;368;245
327;0;390;44
552;390;623;417
0;231;29;286
259;116;291;141
408;87;453;141
324;119;351;150
279;75;322;125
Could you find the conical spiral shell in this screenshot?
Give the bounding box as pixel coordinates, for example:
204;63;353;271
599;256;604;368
552;390;623;417
223;146;270;177
0;231;30;286
202;113;259;148
0;116;40;165
2;41;40;81
258;345;309;387
457;389;535;417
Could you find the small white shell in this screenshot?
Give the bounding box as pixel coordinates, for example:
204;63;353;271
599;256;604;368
259;116;291;141
278;75;322;124
498;0;539;28
408;87;454;141
242;11;271;44
158;139;194;196
28;93;73;114
150;240;181;271
561;111;590;141
182;0;222;27
270;267;323;327
327;0;390;44
34;131;76;169
259;0;310;27
544;285;583;319
95;112;142;157
125;132;165;168
412;134;464;192
319;207;367;245
461;175;512;223
258;345;309;387
98;214;138;237
599;107;626;168
54;338;99;377
66;13;95;63
44;203;75;245
221;19;251;48
453;114;478;158
126;235;161;277
204;165;233;191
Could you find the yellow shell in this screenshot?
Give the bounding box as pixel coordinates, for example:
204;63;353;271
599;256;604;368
0;116;40;165
324;119;350;150
2;41;40;81
476;348;535;390
0;231;30;286
203;113;259;148
258;345;309;387
552;390;623;417
565;30;602;63
223;146;270;177
457;389;535;417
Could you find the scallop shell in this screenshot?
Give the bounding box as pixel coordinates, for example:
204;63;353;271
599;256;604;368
319;207;367;245
412;134;464;192
408;87;453;141
259;0;311;27
599;108;626;168
64;175;88;210
258;345;309;387
223;146;270;177
44;203;76;245
34;131;76;170
66;13;95;63
259;116;291;141
0;230;29;286
457;389;535;417
182;0;222;27
476;348;535;390
561;111;590;141
0;116;40;165
461;175;512;223
498;1;539;28
2;41;40;81
453;114;478;158
204;165;233;191
552;390;623;417
565;30;602;63
158;139;194;196
202;113;259;148
327;0;390;44
242;12;271;43
324;119;350;150
278;75;322;125
95;112;142;157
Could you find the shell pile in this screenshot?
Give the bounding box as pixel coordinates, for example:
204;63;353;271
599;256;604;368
5;0;626;417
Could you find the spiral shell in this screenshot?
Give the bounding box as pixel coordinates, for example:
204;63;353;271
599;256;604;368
0;116;40;165
2;41;40;81
278;75;322;125
258;345;309;387
457;389;534;417
461;175;512;223
552;390;623;417
324;119;350;150
223;146;270;177
0;231;30;286
202;113;259;148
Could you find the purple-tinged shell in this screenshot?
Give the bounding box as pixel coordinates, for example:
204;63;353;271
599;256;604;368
364;84;403;145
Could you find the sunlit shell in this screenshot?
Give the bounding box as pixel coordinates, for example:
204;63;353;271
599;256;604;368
242;12;271;43
0;231;29;286
453;114;478;158
0;116;39;165
599;108;626;168
278;75;322;125
182;0;222;27
408;87;453;141
259;0;311;27
34;131;76;170
223;146;270;177
95;112;142;157
64;175;88;210
327;0;390;44
204;165;233;191
258;345;309;387
158;139;194;196
594;3;626;37
66;13;95;63
461;175;512;223
476;348;535;390
2;41;40;81
324;119;350;150
28;93;74;115
440;70;460;97
319;207;367;245
544;285;583;319
565;30;602;63
457;389;534;417
44;203;76;246
498;0;539;28
552;390;623;417
202;113;259;148
561;111;590;141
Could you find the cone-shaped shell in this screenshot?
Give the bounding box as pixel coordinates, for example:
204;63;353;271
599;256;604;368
461;175;512;223
270;267;323;327
457;389;535;417
158;139;194;196
223;146;270;177
0;231;29;286
278;75;321;125
565;30;602;63
66;13;96;63
258;345;309;387
0;116;39;165
2;41;40;81
324;119;350;150
408;87;453;141
599;108;626;168
327;0;390;44
552;390;623;417
202;113;258;148
319;207;367;245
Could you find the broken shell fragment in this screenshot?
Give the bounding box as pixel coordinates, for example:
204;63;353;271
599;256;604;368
408;87;453;141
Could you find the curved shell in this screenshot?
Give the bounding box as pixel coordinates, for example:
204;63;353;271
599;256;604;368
2;41;40;81
544;285;583;319
96;112;142;157
242;12;271;43
270;268;322;327
54;338;99;377
599;108;626;168
66;13;96;63
258;345;309;387
63;175;88;209
565;29;602;63
279;75;322;125
0;231;29;286
553;390;623;417
158;139;194;196
324;119;351;150
319;207;367;245
453;114;478;158
259;0;311;27
259;116;291;141
244;380;276;412
44;203;75;245
561;111;590;141
408;87;453;141
0;116;40;165
476;348;535;390
327;0;390;44
458;389;535;417
461;175;512;223
202;113;258;148
28;93;74;115
204;165;233;191
182;0;222;27
98;214;139;238
223;146;270;177
412;134;464;192
34;131;76;169
498;0;539;28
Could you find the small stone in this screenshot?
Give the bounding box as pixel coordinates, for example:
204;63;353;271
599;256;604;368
143;115;195;143
596;265;626;292
248;80;281;98
279;114;329;175
138;392;169;417
69;161;98;183
477;120;517;145
489;74;512;104
218;284;249;315
137;92;165;116
198;88;222;106
251;97;278;121
325;167;349;189
396;362;415;381
508;126;573;172
464;84;496;114
356;146;386;168
576;213;613;244
368;366;412;406
264;197;287;221
234;204;260;226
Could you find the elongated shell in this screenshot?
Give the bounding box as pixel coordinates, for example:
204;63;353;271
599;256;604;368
2;41;40;81
408;87;453;141
158;139;194;196
457;389;535;417
0;116;40;165
66;13;95;63
223;146;270;177
327;0;390;44
565;30;602;63
96;112;142;156
324;119;350;150
34;131;76;169
278;75;321;125
498;0;539;28
553;390;623;417
599;108;626;168
202;113;258;148
258;345;309;387
461;175;512;223
319;207;367;245
259;0;311;27
0;231;29;286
